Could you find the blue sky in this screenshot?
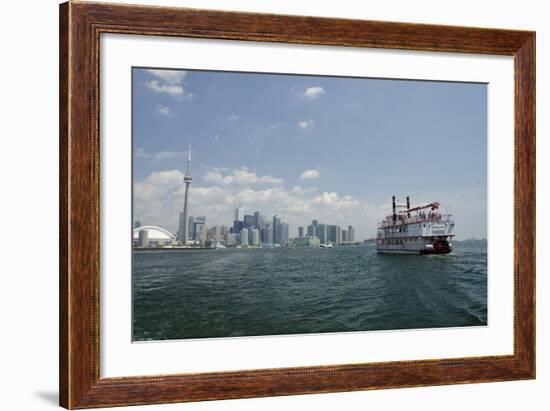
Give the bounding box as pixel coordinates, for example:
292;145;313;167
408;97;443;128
133;68;487;240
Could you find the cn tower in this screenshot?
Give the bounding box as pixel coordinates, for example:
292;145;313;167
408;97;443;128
182;144;192;245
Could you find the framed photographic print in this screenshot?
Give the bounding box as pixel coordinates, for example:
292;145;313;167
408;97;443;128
59;1;535;409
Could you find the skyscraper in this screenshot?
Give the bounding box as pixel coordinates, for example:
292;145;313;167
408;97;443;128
234;207;245;222
251;228;260;246
244;214;255;228
188;215;195;239
280;223;289;244
262;224;273;245
307;224;316;237
327;225;341;245
240;227;249;245
253;211;263;229
317;223;327;244
182;145;192;244
272;215;280;244
298;227;304;238
193;216;206;240
348;225;355;242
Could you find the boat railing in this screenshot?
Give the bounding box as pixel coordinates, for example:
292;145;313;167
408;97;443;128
378;213;453;229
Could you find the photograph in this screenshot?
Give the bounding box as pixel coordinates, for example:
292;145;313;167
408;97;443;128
131;67;488;341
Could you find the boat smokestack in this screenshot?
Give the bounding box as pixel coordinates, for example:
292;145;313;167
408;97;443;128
392;195;396;223
406;196;411;217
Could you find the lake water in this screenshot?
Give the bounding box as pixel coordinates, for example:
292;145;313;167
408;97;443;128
132;243;487;341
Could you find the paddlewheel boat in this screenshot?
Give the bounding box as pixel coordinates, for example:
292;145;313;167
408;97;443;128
376;196;455;255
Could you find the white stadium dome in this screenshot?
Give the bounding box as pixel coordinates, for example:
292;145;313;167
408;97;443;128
133;225;176;241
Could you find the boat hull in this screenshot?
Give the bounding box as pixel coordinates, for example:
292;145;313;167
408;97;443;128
376;247;452;255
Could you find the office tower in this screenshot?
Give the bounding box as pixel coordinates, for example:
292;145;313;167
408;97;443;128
262;224;273;244
254;211;263;229
188;216;195;239
327;225;341;245
244;214;255;228
342;229;348;242
240;228;249;245
280;223;289;245
317;223;327;244
226;233;238;246
298;227;304;238
208;225;222;242
251;228;260;246
272;215;280;244
182;145;192;244
307;224;316;237
196;224;207;245
234;207;245;222
348;225;355;242
233;220;244;234
193;216;206;241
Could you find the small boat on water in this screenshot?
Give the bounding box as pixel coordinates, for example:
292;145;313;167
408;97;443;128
376;196;455;255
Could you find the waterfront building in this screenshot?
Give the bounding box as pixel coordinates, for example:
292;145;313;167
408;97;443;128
195;223;207;245
262;224;273;245
133;225;176;248
182;145;193;244
240;228;249;245
317;223;327;244
327;225;341;245
226;233;239;246
280;223;289;245
244;214;255;228
348;225;355;242
234;207;245;222
208;225;222;242
298;227;304;238
342;229;348;242
292;236;320;248
187;216;195;239
272;215;280;244
233;220;244;234
193;216;206;240
307;224;316;237
137;229;148;248
251;228;260;246
254;211;263;229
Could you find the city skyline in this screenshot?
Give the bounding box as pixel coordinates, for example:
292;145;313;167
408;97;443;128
133;68;488;240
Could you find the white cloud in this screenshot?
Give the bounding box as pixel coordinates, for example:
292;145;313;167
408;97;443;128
204;167;283;186
134;148;184;163
156;105;172;117
154;151;184;163
145;69;193;101
146;69;186;84
135;147;151;158
227;114;239;121
303;86;325;99
298;119;315;129
300;169;320;180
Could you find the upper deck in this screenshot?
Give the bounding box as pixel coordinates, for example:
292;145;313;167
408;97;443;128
377;199;455;239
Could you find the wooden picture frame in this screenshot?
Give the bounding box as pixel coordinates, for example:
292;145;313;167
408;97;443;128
59;1;535;408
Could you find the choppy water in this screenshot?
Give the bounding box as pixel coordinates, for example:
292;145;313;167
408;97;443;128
132;243;487;341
